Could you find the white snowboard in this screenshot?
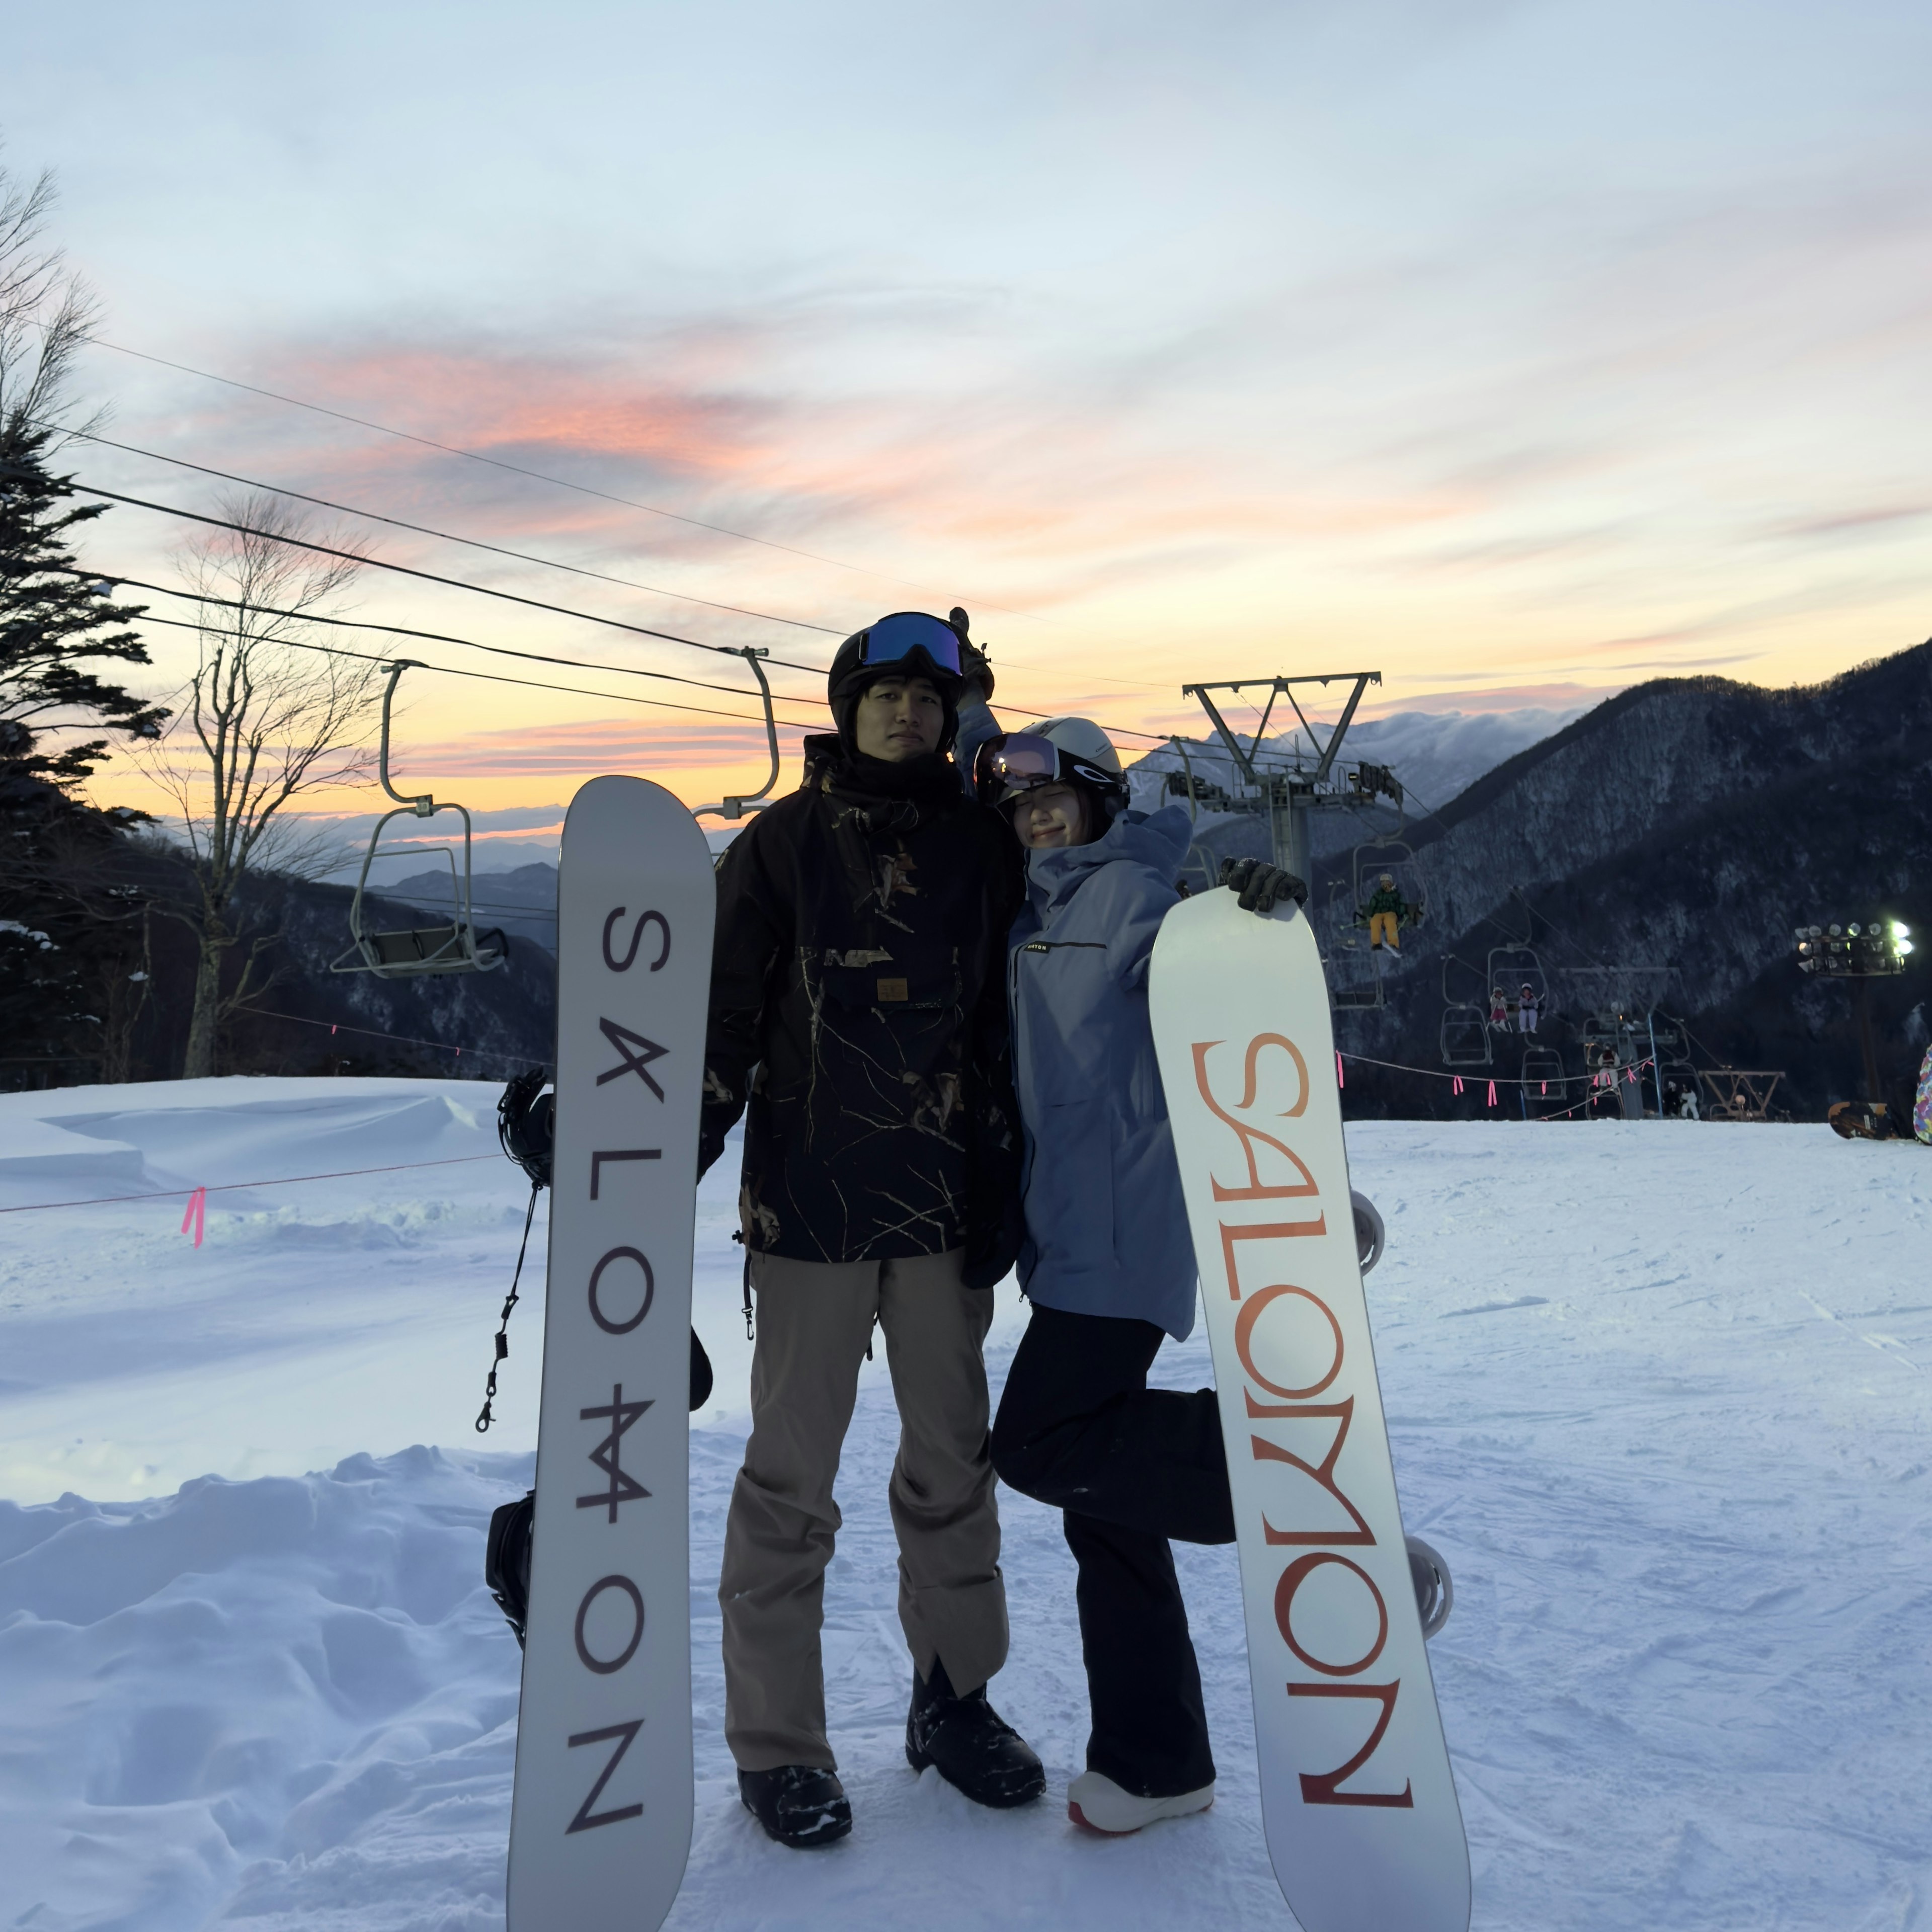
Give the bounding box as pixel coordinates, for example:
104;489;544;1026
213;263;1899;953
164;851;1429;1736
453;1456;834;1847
506;776;715;1932
1149;890;1470;1932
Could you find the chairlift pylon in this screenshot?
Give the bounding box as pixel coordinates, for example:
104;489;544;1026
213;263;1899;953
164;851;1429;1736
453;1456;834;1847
331;661;508;980
694;649;781;822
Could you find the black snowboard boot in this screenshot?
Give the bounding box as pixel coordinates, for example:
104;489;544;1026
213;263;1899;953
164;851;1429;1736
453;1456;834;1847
737;1764;852;1848
905;1660;1045;1808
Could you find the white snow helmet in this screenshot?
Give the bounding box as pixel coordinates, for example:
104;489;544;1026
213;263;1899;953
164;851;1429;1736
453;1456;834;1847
975;715;1129;822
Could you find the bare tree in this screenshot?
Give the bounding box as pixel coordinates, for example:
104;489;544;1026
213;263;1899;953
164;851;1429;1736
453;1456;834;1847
0;156;98;443
139;491;381;1078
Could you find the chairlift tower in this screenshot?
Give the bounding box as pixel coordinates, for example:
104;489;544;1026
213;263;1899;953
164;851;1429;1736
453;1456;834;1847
1180;671;1391;881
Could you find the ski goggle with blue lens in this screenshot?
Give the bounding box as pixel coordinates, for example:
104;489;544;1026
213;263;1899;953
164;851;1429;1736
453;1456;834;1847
860;611;963;678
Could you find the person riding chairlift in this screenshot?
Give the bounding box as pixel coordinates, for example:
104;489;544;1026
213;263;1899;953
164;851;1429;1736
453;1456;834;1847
1360;871;1410;951
1517;983;1540;1034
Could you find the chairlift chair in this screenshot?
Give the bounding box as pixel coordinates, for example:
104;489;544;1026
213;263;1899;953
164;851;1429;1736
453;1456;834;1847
1331;964;1386;1012
1438;956;1493;1067
1486;944;1548;1009
1440;1005;1492;1067
1178;839;1222;897
332;662;508;980
694;649;781;822
1520;1044;1566;1112
1520;1045;1565;1086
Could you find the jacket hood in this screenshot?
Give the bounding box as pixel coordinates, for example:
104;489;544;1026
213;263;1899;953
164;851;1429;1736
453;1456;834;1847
1024;804;1192;915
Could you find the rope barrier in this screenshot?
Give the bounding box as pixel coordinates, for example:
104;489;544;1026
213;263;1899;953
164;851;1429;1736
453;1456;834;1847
1338;1046;1652;1089
0;1152;506;1217
245;1007;543;1069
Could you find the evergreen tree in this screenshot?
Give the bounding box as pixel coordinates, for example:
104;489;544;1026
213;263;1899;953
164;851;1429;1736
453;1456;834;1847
0;429;168;1085
0;422;166;769
0;155;170;1084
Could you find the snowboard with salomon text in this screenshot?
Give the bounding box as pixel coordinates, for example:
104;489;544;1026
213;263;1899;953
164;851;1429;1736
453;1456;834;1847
506;776;714;1932
1149;889;1470;1932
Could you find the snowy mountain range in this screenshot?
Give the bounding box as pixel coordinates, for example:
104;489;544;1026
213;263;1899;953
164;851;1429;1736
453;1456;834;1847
1124;706;1589;824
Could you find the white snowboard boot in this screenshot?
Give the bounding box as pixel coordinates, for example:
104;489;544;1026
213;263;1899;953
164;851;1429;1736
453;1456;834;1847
1067;1770;1216;1835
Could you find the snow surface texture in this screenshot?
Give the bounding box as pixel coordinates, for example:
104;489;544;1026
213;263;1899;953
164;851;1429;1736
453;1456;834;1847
3;1078;1928;1931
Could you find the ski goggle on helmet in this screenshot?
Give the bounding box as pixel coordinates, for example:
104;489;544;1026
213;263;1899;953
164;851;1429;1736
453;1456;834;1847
856;611;963;681
973;720;1127;814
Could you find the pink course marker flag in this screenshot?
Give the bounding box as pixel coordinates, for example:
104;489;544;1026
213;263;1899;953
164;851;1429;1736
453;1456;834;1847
1335;1051;1344;1088
180;1187;207;1248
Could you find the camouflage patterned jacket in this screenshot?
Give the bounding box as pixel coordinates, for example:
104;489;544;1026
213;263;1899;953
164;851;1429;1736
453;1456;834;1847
700;734;1024;1279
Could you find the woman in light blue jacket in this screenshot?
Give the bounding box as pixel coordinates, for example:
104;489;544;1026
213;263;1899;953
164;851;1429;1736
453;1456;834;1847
978;717;1301;1836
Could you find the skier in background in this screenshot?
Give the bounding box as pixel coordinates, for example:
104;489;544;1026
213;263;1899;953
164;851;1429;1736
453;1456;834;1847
975;717;1304;1835
701;611;1044;1849
1360;870;1409;950
1517;982;1540;1034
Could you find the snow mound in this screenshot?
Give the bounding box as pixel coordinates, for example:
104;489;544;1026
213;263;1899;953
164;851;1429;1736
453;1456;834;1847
0;1446;530;1932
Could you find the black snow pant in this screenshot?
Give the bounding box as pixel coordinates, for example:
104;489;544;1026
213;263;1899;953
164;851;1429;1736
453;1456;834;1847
990;1304;1234;1798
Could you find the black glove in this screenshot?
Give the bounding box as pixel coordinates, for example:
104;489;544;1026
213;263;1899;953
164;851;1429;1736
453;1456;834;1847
1220;856;1308;913
949;606;995;701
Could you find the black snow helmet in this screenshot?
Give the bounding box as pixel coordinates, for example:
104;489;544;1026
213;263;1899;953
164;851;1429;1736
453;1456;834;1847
827;611;967;754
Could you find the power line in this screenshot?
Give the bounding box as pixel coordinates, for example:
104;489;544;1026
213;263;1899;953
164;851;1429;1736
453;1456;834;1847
45;421;846;638
86;336;1043;618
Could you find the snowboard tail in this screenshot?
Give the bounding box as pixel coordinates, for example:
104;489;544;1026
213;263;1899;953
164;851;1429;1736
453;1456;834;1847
1150;892;1470;1932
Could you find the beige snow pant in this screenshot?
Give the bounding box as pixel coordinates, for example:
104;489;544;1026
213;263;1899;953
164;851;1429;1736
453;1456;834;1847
719;1246;1008;1773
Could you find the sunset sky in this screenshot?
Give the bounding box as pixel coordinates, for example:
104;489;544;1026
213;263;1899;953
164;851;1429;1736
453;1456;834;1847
5;0;1929;848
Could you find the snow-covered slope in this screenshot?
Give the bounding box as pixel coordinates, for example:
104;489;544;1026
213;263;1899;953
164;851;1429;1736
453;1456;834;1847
2;1079;1928;1930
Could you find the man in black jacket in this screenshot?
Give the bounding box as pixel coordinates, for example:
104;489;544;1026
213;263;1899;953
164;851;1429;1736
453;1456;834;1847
702;610;1042;1848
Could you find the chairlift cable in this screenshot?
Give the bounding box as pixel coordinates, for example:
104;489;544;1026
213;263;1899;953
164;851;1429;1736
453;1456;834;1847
27;467;1202;747
85;335;1049;620
35;421;847;636
60;564;828;708
129;611;828;731
26;470;839;668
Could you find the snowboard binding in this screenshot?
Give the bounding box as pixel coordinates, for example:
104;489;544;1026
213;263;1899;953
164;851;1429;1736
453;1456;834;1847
498;1066;556;1186
1351;1189;1386;1274
1406;1534;1454;1640
485;1490;534;1646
